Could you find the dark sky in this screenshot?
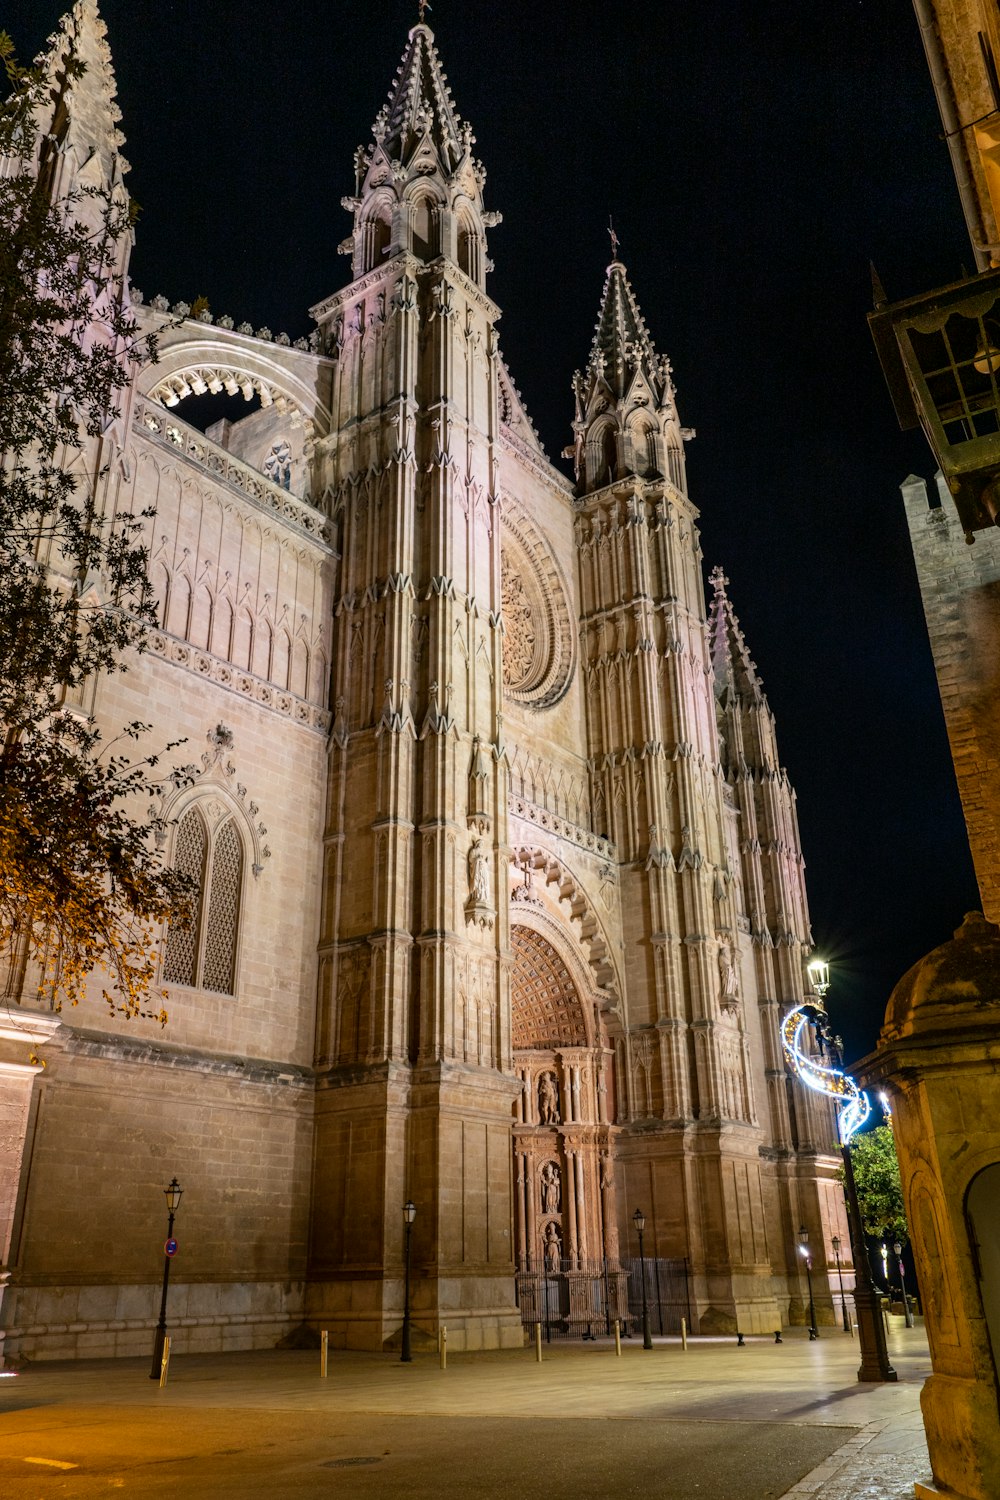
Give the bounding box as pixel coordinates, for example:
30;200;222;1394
10;0;981;1060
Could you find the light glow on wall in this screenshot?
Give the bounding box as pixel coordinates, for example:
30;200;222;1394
781;1006;871;1144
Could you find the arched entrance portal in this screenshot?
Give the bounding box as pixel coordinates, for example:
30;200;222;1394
510;923;625;1333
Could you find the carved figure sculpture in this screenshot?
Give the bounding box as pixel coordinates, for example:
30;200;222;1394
543;1221;561;1270
538;1071;559;1125
541;1161;561;1213
718;943;739;1001
468;836;491;907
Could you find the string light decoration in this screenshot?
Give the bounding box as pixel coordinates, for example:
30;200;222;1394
780;1006;871;1144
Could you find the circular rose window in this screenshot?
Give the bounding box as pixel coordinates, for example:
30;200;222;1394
500;506;576;709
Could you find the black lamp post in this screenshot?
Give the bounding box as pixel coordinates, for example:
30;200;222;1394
401;1200;416;1364
632;1208;652;1350
894;1241;914;1329
805;958;897;1383
149;1177;182;1380
831;1235;851;1333
798;1226;818;1340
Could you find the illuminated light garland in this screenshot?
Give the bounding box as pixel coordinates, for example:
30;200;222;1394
781;1006;871;1145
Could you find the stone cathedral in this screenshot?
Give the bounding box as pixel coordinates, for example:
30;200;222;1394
0;4;848;1363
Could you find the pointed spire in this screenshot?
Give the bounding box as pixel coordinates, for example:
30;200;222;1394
371;20;472;177
571;252;686;496
587;258;673;403
27;0;129;213
708;566;766;706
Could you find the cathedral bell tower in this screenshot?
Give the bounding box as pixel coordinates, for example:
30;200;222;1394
573;258;819;1332
308;21;522;1352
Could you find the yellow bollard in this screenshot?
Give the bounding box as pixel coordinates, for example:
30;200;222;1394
614;1319;621;1357
158;1334;171;1388
439;1325;447;1370
535;1322;543;1363
681;1317;687;1351
320;1328;328;1378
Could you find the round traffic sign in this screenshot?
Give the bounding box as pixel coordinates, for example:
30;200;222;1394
164;1238;178;1257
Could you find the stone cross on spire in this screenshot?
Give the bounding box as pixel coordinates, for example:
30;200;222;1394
709;565;730;596
418;0;432;22
608;217;620;263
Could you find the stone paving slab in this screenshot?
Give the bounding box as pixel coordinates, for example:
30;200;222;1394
0;1322;935;1498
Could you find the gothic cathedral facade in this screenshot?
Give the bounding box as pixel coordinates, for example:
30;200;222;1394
0;4;848;1361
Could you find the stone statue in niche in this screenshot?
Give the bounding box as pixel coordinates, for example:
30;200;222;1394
718;943;739;1006
538;1072;560;1125
541;1161;561;1213
543;1220;562;1270
468;836;490;906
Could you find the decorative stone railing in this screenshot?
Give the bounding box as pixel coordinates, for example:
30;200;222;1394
146;631;331;735
508;792;615;862
133;397;334;549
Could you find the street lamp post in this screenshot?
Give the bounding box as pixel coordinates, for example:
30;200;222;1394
831;1234;851;1333
894;1241;914;1328
401;1200;416;1363
632;1208;653;1350
149;1177;183;1380
798;1226;818;1339
799;957;896;1383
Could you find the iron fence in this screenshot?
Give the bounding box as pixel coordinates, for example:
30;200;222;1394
514;1255;692;1340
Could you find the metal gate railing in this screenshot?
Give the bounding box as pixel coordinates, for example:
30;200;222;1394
514;1256;692;1340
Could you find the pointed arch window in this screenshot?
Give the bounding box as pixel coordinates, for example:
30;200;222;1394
163;806;244;994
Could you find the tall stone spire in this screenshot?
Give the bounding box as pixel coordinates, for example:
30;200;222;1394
572;257;688;495
373;21;469;174
340;20;500;284
23;0;130;226
587;258;671;401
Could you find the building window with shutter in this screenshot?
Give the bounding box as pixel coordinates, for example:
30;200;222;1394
163;807;244;995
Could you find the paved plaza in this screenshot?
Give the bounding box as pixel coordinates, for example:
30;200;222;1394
0;1321;931;1497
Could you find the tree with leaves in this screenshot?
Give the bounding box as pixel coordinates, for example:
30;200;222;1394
0;25;190;1023
847;1124;908;1245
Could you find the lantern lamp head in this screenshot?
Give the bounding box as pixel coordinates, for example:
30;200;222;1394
806;957;830;998
403;1200;416;1225
632;1208;645;1235
164;1178;183;1212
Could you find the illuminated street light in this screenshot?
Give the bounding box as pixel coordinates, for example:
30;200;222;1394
632;1208;653;1350
401;1200;416;1364
798;1226;818;1339
149;1177;183;1380
781;964;896;1383
894;1240;914;1329
831;1235;851;1333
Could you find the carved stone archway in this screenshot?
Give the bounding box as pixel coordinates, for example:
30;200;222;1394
510;922;621;1333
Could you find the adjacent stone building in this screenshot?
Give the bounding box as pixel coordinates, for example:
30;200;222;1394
0;2;845;1362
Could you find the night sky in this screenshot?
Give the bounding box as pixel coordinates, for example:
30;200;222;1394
8;0;982;1060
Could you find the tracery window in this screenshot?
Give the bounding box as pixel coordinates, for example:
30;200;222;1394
163;807;244;994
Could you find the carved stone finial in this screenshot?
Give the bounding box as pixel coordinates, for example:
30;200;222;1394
709;565;729;595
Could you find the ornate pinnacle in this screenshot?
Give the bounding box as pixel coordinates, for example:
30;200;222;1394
709;565;730;595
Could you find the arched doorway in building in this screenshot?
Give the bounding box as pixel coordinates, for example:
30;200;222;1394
509;920;624;1333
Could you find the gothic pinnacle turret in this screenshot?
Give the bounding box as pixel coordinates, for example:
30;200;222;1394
17;0;131;224
339;19;501;285
708;566;767;710
572;255;689;495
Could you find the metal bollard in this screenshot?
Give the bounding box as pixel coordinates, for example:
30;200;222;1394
614;1319;622;1357
737;1332;745;1346
158;1334;171;1388
321;1329;328;1378
774;1330;783;1344
680;1317;687;1351
439;1325;447;1370
535;1322;543;1363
